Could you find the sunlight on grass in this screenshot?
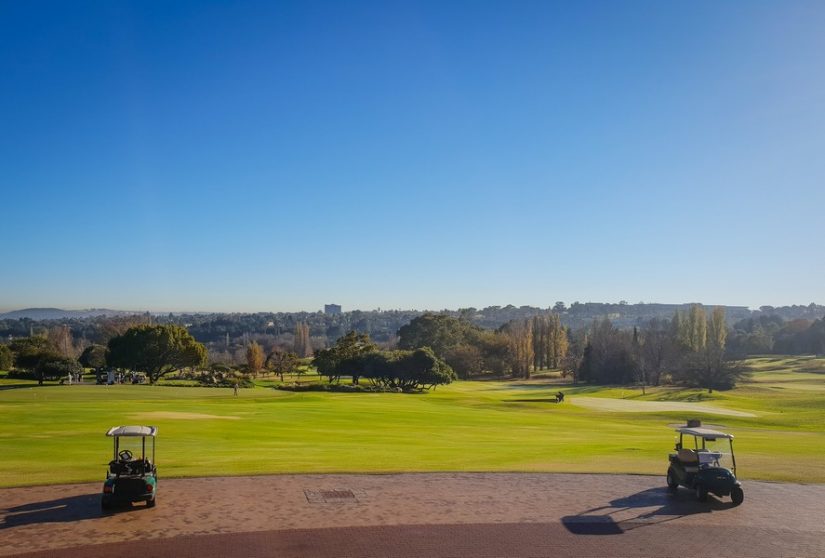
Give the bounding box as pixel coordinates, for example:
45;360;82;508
1;356;823;487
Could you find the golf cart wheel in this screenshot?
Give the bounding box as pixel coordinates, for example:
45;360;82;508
146;497;156;508
666;468;679;493
695;484;708;502
731;486;744;506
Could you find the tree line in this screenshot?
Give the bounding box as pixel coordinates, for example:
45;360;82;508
2;303;822;369
2;305;823;393
574;306;743;392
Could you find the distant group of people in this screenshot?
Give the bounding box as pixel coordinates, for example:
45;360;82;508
63;372;83;385
556;391;565;403
93;370;145;385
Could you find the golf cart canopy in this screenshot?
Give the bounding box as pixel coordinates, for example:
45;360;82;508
106;426;158;437
676;426;733;440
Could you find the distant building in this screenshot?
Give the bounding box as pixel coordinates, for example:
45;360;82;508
324;304;342;316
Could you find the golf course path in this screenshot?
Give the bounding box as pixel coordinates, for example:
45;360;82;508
1;473;823;557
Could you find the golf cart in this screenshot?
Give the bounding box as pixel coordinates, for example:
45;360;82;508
102;425;158;510
666;420;743;505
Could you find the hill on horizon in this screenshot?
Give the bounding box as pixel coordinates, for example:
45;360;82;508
0;308;133;320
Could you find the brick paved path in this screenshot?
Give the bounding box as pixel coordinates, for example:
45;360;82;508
2;473;823;557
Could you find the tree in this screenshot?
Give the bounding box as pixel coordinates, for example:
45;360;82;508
9;337;60;371
502;319;533;378
677;351;746;392
707;307;728;356
444;344;484;379
312;331;378;383
0;344;13;371
36;357;82;382
246;341;265;376
78;344;107;370
266;350;299;381
577;319;639;384
48;325;75;358
293;322;312;357
639;318;677;386
98;315;153;343
398;313;479;357
344;347;456;391
474;330;511;376
107;325;207;384
686;304;707;352
674;306;744;392
561;328;587;384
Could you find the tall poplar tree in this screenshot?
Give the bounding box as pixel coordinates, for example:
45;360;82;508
246;341;264;375
686;304;707;352
293;322;312;357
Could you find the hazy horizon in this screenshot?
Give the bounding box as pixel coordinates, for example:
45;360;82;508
1;298;822;316
3;2;823;313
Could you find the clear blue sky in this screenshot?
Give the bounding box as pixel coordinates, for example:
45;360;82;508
2;1;823;313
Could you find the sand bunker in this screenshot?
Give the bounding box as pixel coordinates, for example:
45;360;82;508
570;396;755;417
131;412;241;420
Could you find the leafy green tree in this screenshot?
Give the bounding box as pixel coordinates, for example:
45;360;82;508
344;347;456;391
313;331;378;383
0;344;13;371
398;313;479;357
36;357;83;381
78;344;107;370
107;325;207;384
9;337;60;371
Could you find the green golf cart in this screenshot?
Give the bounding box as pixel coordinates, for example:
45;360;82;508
101;425;158;510
666;421;743;505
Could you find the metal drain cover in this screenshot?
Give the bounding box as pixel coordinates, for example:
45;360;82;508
304;488;363;504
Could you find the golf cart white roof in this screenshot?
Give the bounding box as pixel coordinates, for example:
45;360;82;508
106;425;158;437
676;426;733;440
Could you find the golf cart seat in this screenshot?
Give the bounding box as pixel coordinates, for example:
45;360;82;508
677;449;698;462
109;458;152;476
677;448;700;472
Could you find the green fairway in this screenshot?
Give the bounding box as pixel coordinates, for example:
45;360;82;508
1;356;824;487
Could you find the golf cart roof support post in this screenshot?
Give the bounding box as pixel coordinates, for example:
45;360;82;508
731;439;737;476
142;437;145;460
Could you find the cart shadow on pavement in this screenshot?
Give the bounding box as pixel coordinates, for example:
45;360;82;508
562;486;737;536
0;493;144;529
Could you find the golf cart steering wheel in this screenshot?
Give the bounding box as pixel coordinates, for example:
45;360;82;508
118;449;133;461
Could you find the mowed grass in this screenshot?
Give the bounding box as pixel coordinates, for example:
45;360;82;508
1;356;824;487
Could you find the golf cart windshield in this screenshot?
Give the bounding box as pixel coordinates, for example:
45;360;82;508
676;426;736;474
106;425;157;463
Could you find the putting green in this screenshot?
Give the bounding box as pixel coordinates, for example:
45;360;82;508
570;396;756;417
131;411;242;420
